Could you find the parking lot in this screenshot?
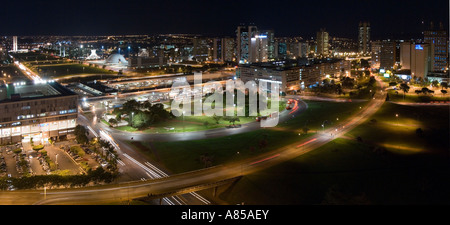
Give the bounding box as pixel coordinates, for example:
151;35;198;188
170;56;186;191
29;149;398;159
0;143;29;178
0;140;103;178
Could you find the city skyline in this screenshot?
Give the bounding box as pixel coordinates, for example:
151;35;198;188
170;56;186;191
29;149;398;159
0;0;448;39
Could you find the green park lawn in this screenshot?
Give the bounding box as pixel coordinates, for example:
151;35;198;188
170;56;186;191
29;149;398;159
32;63;116;79
116;115;257;134
128;100;368;174
114;99;286;134
387;89;450;103
216;102;450;205
279;100;368;132
11;52;59;61
347;102;449;154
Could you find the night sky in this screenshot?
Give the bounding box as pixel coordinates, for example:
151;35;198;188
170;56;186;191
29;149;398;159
1;0;448;39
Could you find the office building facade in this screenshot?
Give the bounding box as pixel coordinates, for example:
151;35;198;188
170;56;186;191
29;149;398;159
236;25;258;64
371;40;396;70
0;81;78;144
400;42;432;79
424;22;449;72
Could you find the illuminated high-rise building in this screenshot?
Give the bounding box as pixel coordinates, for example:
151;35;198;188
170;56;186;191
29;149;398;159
424;22;449;72
400;42;433;79
371;40;396;70
222;37;236;62
236;24;258;64
316;29;329;56
12;36;18;52
358;22;371;54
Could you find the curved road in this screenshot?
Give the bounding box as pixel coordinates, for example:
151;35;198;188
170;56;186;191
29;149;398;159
0;76;386;205
99;98;307;142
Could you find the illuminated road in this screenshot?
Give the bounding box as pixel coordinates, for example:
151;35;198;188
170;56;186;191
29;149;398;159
0;76;386;205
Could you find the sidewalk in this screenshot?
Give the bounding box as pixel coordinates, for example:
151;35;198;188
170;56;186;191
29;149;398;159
389;101;450;106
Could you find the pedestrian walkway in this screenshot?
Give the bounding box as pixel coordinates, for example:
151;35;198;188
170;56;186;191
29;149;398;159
389;101;450;106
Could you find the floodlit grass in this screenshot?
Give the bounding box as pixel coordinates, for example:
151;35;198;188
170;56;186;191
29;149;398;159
115;126;138;132
32;63;116;78
116;115;257;134
11;52;59;61
113;99;285;134
130;100;368;174
217;102;450;204
100;119;110;127
280;100;368;132
218;138;450;205
130;129;310;174
51;170;72;176
347;102;449;154
387;89;450;103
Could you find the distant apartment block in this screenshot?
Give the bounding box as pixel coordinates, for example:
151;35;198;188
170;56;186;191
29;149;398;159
358;22;371;54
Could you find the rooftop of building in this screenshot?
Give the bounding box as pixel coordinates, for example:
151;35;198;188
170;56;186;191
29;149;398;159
0;81;77;103
239;58;346;70
80;80;118;94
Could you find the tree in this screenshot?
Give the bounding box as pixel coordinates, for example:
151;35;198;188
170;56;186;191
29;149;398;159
13;148;22;154
115;113;122;121
417;77;424;86
74;125;88;144
441;89;448;96
416;128;424;137
199;153;214;168
302;127;310;134
122;99;140;114
399;83;410;100
389;82;397;87
224;117;240;126
342;77;355;89
99;139;115;159
356;136;363;142
149;103;172;121
421;87;430;95
212;115;221;124
415;90;422;95
440;82;448;90
432;80;439;88
108;118;118;127
132;111;153;129
258;139;268;149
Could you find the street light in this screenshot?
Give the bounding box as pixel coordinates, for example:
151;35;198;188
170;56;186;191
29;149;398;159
237;151;242;176
396;114;399;126
55;154;58;169
131;112;134;127
182;110;185;132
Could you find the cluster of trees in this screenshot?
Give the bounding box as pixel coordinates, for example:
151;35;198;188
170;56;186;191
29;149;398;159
74;125;89;144
312;77;354;95
112;100;173;129
313;79;345;95
348;76;376;99
414;87;435;95
0;167;117;190
211;115;241;126
98;138;118;167
199;153;214;168
312;75;377;99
